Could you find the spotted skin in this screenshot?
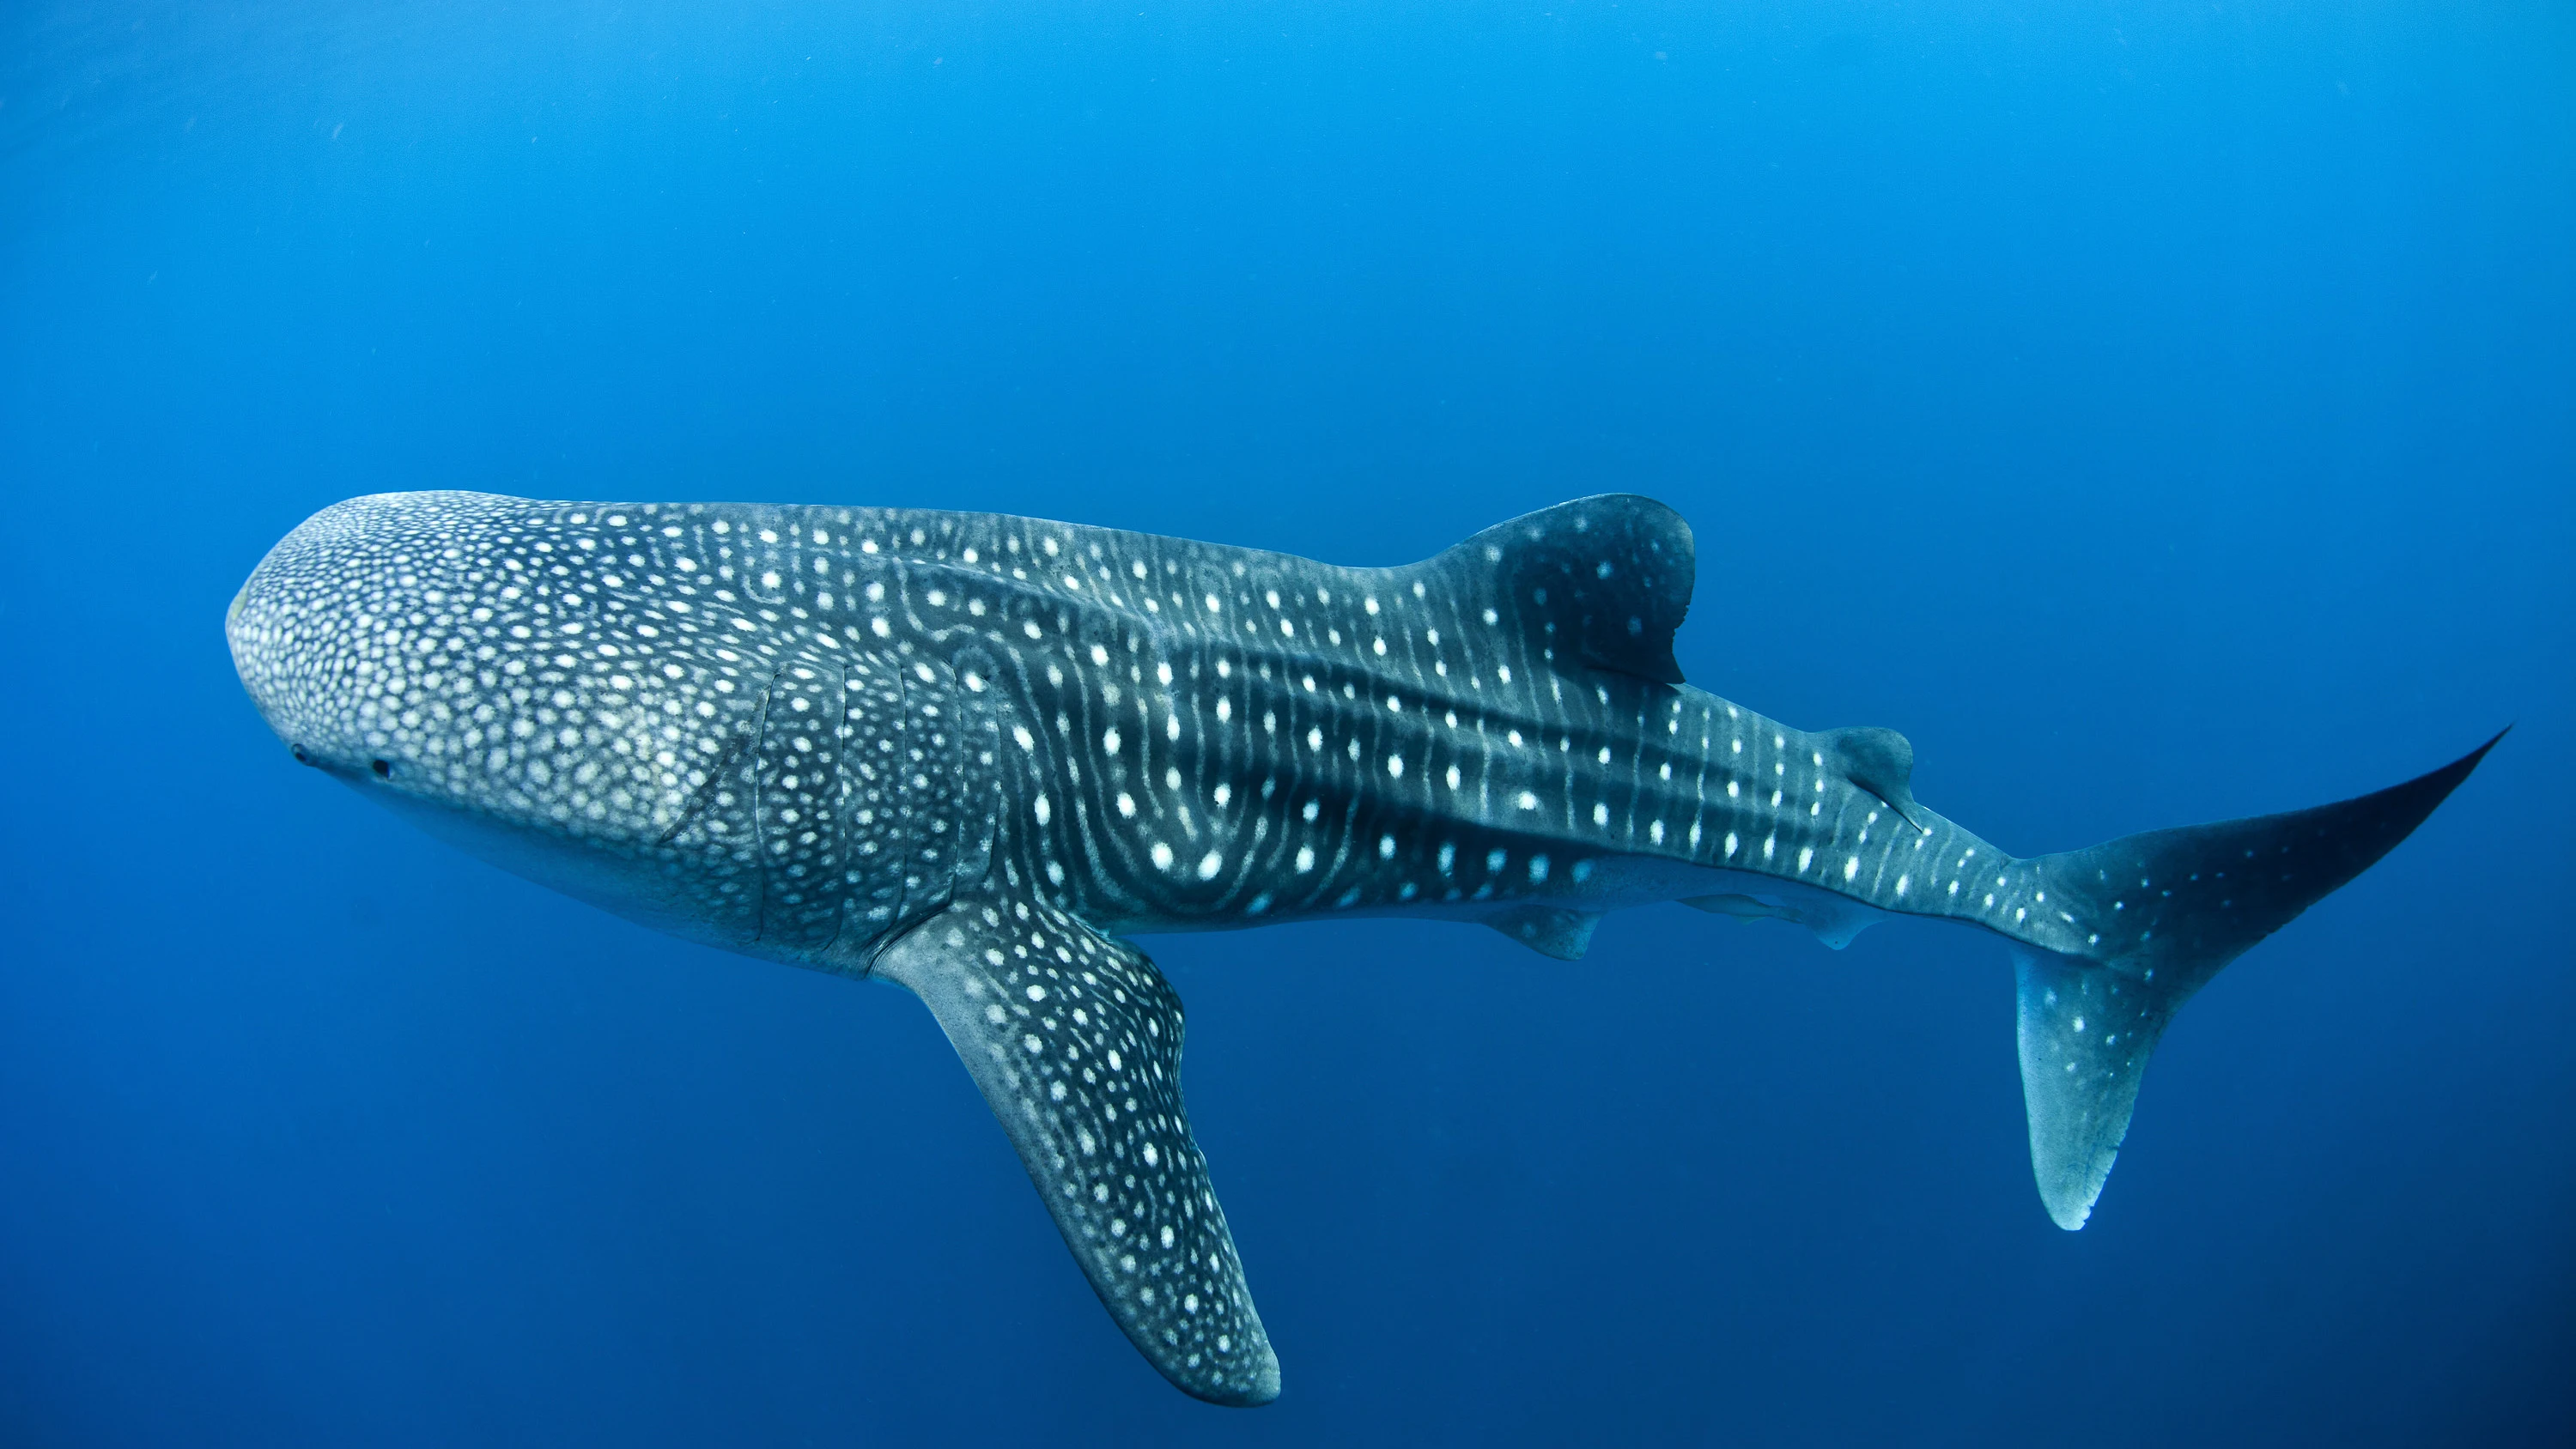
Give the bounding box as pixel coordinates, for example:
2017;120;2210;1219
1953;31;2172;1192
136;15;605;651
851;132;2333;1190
872;885;1275;1404
228;490;2495;1402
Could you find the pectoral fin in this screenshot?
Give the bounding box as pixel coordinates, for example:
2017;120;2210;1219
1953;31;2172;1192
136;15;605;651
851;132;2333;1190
870;887;1280;1406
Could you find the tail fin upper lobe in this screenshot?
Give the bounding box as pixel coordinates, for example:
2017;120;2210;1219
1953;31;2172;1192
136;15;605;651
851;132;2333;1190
2012;731;2504;1229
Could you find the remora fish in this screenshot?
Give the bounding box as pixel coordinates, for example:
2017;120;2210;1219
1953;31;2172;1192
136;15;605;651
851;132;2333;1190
227;491;2496;1404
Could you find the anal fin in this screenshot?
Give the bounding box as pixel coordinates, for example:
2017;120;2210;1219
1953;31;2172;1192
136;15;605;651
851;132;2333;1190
1681;893;1788;922
1681;893;1883;949
1484;906;1603;961
871;887;1280;1405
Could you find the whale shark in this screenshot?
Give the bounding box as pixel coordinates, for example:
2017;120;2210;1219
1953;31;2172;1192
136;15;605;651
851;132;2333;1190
227;490;2495;1404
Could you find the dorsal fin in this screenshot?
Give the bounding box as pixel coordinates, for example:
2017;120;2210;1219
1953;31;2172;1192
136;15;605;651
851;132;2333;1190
1423;495;1695;685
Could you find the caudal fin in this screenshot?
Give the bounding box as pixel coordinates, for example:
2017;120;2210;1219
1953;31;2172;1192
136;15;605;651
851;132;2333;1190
2013;731;2504;1229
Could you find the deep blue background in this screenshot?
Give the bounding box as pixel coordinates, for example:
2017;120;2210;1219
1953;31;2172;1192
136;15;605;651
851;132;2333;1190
3;2;2570;1443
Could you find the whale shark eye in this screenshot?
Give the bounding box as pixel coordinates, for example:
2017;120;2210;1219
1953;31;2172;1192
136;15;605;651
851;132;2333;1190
370;758;392;779
290;744;313;767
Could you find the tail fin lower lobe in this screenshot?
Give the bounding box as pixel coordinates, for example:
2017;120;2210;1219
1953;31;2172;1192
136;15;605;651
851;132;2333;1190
2013;731;2503;1229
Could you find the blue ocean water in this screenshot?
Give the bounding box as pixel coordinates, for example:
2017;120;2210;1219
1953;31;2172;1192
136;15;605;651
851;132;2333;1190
3;1;2569;1442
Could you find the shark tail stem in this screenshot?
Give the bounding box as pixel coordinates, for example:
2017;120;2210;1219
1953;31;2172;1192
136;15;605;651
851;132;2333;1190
2009;730;2504;1229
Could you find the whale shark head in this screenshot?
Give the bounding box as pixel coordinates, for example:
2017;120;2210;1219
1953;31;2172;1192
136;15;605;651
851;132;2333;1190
228;494;465;788
227;492;851;956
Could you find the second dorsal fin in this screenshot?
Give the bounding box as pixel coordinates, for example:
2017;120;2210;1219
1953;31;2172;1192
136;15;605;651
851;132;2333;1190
1819;725;1927;831
1420;495;1695;685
